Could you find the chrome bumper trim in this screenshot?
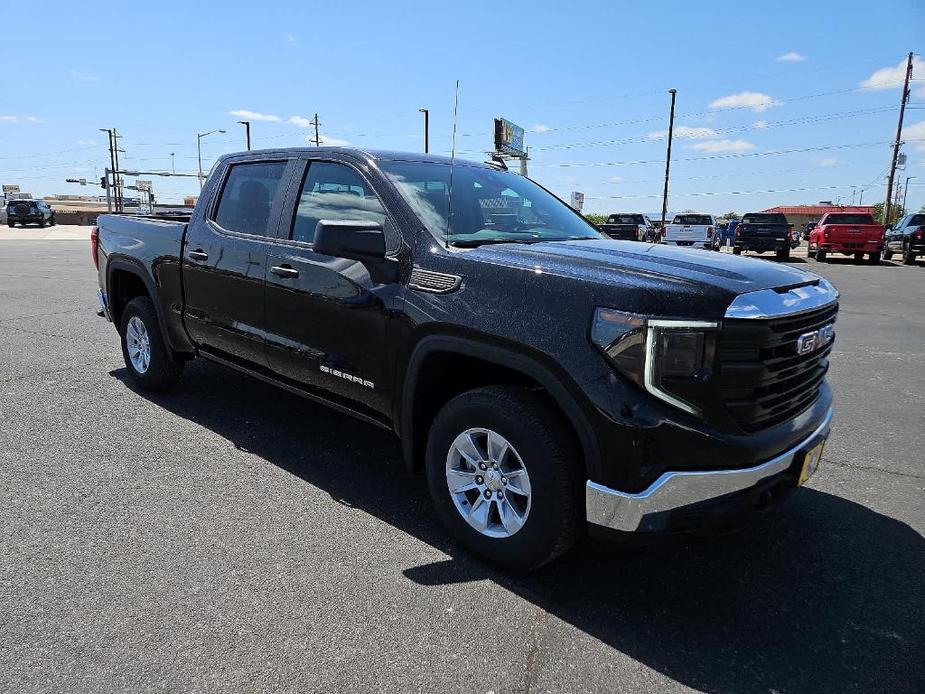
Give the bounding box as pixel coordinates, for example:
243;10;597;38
586;408;833;532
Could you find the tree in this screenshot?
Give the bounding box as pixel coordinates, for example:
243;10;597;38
584;213;608;226
720;211;740;220
871;202;906;226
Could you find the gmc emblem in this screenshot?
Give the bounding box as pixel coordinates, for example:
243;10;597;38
796;324;835;355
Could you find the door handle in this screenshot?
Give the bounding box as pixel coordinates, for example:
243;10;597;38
271;265;299;278
188;249;209;262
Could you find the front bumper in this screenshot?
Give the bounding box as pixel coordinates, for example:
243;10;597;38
586;407;832;532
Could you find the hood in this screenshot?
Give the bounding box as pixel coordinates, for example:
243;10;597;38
461;239;822;317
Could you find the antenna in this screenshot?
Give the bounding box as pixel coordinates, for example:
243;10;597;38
446;79;460;249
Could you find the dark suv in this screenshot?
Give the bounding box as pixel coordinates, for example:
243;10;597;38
6;199;56;228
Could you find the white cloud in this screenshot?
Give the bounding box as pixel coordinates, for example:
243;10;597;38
284;33;296;43
26;115;41;123
690;139;756;153
0;115;17;122
647;125;718;140
817;157;839;167
776;52;806;62
229;109;281;122
532;124;551;133
71;69;100;83
752;120;770;129
709;91;781;113
860;57;923;90
75;139;98;145
309;135;351;147
288;115;312;128
608;176;623;184
904;121;925;151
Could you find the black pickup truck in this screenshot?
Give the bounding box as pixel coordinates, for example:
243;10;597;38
733;212;793;259
93;148;838;570
598;213;650;241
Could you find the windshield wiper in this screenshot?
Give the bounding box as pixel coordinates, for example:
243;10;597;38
448;238;544;248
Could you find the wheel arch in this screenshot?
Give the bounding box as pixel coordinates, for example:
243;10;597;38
106;257;176;350
398;333;600;479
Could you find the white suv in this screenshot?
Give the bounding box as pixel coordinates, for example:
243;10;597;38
663;213;715;249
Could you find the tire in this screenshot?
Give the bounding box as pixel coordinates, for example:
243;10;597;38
853;252;864;262
37;219;45;228
868;251;881;265
808;244;817;259
816;248;827;262
425;386;582;571
48;217;56;226
6;223;13;228
903;244;916;265
119;296;183;390
732;247;742;255
776;248;790;261
883;246;893;261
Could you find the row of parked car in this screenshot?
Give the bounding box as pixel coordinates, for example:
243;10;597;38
596;211;925;265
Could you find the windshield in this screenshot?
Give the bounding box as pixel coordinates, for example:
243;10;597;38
381;161;602;246
607;214;645;225
672;214;713;225
825;214;875;225
906;214;925;226
742;213;787;224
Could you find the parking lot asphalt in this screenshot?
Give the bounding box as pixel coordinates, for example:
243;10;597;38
1;238;922;694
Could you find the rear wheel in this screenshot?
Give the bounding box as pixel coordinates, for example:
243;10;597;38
808;243;817;258
903;244;916;265
733;247;742;255
425;386;581;571
776;248;790;261
37;219;45;228
868;251;881;265
853;252;864;262
816;248;827;262
6;222;13;228
119;296;183;390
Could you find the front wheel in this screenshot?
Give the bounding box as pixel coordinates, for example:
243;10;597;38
425;386;581;571
732;247;742;255
6;222;13;228
883;246;893;260
776;248;790;261
119;296;183;390
816;248;827;262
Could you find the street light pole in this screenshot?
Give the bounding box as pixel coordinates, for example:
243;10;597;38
197;129;226;191
238;120;251;150
659;88;678;233
418;108;429;153
902;176;915;212
170;152;175;174
99;128;117;212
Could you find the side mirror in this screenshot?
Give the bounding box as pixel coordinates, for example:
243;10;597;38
313;220;386;262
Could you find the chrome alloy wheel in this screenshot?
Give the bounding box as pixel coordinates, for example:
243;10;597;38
445;428;532;538
126;316;151;374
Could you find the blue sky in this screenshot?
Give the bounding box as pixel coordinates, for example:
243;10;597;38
2;0;924;214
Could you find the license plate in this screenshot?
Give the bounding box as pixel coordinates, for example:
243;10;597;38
798;441;826;486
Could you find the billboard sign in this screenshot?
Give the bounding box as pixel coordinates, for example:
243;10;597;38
570;191;585;211
494;117;525;157
135;180;152;192
3;184;20;195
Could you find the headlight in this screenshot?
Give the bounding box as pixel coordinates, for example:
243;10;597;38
591;308;719;415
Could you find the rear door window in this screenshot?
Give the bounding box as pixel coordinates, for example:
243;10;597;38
213;161;288;236
824;214;875;225
673;214;713;225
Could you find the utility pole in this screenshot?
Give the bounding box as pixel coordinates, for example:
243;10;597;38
519;147;529;177
418;108;429;153
660;88;678;232
884;52;914;227
310;113;321;146
238;120;251;150
99;128;117;212
113;129;124;212
170;152;175;174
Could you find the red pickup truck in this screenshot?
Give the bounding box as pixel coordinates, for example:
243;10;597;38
809;212;884;264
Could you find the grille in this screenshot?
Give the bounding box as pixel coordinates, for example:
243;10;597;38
717;303;837;432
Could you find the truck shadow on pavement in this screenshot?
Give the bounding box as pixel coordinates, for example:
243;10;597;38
112;362;925;694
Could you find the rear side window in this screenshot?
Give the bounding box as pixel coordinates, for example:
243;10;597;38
673;214;713;225
607;214;645;224
213;161;287;236
741;213;787;224
824;214;875;225
906;214;925;227
291;161;386;243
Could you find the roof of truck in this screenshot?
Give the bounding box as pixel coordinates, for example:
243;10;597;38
220;147;492;168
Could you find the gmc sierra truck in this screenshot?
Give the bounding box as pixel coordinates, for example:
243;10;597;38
733;212;794;260
663;213;716;249
809;212;884;264
598;213;650;241
93;148;838;570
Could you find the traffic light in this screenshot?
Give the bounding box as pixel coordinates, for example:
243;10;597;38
100;176;108;189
